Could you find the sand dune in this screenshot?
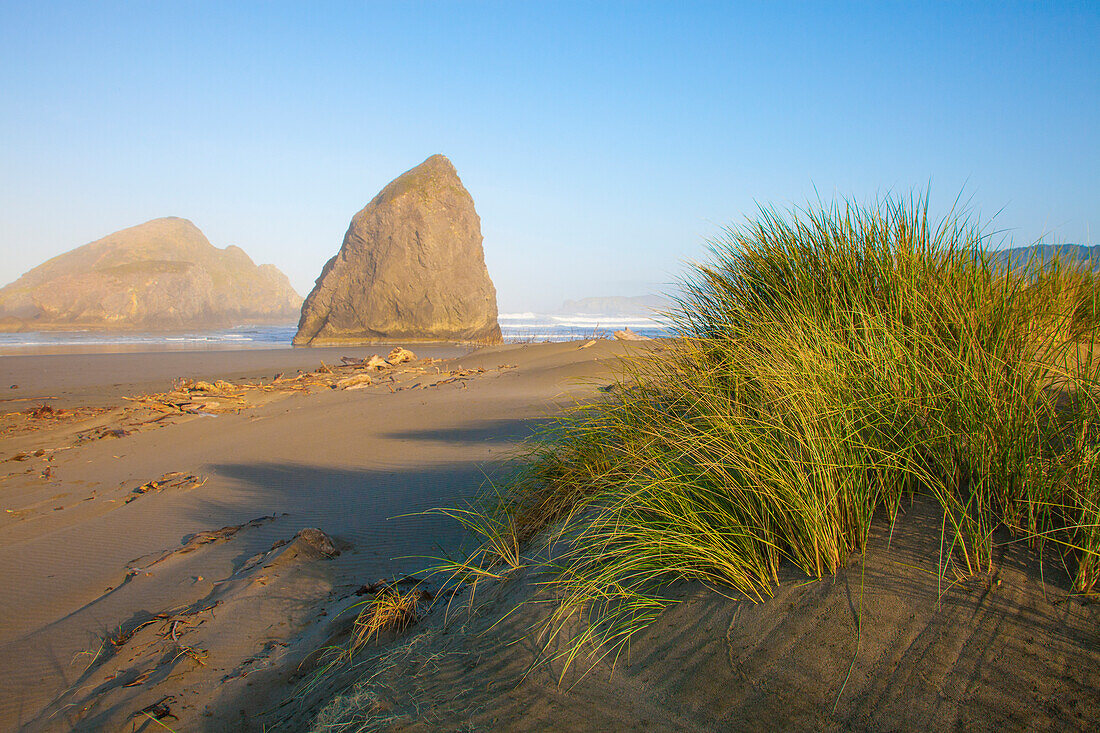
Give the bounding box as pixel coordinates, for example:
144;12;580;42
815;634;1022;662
309;498;1100;732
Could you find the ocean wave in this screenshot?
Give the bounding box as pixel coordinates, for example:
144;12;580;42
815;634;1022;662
501;312;670;327
0;325;298;350
0;319;672;352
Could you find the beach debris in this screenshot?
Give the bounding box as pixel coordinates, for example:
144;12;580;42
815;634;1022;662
3;350;509;456
579;340;598;349
73;426;132;444
613;327;651;341
135;696;178;723
1;402;111;442
125;472;206;503
79;603;221;718
336;373;373;390
387;347;417;365
174;644;210;666
108;616;162;649
108;604;220;653
122;670;152;688
339;355;390;369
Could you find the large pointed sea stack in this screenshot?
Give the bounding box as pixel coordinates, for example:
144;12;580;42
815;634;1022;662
0;217;301;331
294;155;502;345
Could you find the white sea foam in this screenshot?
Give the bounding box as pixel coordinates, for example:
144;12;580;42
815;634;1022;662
497;312;671;342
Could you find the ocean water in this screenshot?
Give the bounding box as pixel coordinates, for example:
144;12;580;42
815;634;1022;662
0;325;301;353
0;314;673;353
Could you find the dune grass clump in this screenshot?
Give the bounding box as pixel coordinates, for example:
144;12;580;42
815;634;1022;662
470;196;1100;668
350;587;431;652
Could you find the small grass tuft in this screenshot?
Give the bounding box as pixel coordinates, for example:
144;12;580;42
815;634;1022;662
350;587;431;653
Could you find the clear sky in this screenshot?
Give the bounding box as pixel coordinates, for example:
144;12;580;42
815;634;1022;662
1;1;1096;312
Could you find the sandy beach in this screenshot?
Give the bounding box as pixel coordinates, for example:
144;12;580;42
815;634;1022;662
3;1;1095;730
0;340;629;731
3;339;1099;732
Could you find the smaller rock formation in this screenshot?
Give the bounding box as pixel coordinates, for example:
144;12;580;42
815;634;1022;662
289;528;340;559
294;155;501;345
0;217;301;331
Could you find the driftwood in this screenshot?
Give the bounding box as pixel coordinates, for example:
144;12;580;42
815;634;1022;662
2;347;516;453
336;373;372;390
613;327;651;341
386;347;416;365
124;472;206;504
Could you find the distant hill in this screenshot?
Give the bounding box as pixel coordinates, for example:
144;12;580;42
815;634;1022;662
559;294;672;316
0;217;302;331
993;243;1100;270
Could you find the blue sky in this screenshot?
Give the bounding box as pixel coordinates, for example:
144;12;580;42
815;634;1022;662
1;1;1096;311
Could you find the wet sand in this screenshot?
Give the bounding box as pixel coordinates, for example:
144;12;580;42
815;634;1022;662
0;344;471;408
0;340;630;731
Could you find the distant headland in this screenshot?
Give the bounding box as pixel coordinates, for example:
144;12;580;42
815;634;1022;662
0;217;301;332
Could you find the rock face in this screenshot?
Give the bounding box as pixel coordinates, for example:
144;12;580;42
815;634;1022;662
0;217;302;331
294;154;501;345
